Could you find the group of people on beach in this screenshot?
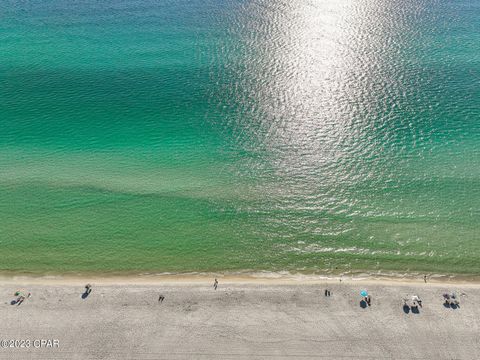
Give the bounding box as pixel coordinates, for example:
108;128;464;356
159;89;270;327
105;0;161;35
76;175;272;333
403;295;423;312
443;292;460;308
12;291;31;305
11;278;462;313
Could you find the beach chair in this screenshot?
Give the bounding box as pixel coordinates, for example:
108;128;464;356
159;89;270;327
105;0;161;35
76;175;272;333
411;295;422;307
443;293;450;305
450;293;459;306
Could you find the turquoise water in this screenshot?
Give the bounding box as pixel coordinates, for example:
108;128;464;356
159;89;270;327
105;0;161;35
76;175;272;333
1;0;479;275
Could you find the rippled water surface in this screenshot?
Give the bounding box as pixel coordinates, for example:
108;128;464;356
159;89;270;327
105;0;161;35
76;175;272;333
1;0;479;275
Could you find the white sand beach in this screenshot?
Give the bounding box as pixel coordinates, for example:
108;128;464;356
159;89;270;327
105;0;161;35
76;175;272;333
1;276;479;359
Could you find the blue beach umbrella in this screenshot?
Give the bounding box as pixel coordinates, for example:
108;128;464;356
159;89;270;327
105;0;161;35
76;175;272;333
360;290;368;297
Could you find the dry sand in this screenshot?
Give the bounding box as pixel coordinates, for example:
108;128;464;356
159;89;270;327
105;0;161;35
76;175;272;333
1;276;479;359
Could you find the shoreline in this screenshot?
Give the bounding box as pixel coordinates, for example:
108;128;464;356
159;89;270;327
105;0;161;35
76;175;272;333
2;271;480;287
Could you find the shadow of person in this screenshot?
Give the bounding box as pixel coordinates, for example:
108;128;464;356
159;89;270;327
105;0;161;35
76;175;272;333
403;305;410;314
81;285;92;299
411;306;420;314
360;300;367;308
443;302;451;309
450;303;458;310
10;300;17;306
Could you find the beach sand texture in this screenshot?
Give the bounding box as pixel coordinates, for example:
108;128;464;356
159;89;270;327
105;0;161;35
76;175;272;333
1;279;479;359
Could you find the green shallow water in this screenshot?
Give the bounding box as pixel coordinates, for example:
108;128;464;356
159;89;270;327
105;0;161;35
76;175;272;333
1;0;479;275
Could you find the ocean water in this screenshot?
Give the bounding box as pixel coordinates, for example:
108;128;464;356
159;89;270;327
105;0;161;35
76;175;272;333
1;0;479;275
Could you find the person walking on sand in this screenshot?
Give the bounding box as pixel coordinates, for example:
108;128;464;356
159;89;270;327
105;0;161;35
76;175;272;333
214;278;218;290
85;284;92;294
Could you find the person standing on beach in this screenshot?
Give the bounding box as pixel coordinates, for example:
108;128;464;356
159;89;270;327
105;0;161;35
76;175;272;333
424;275;427;283
214;278;218;290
